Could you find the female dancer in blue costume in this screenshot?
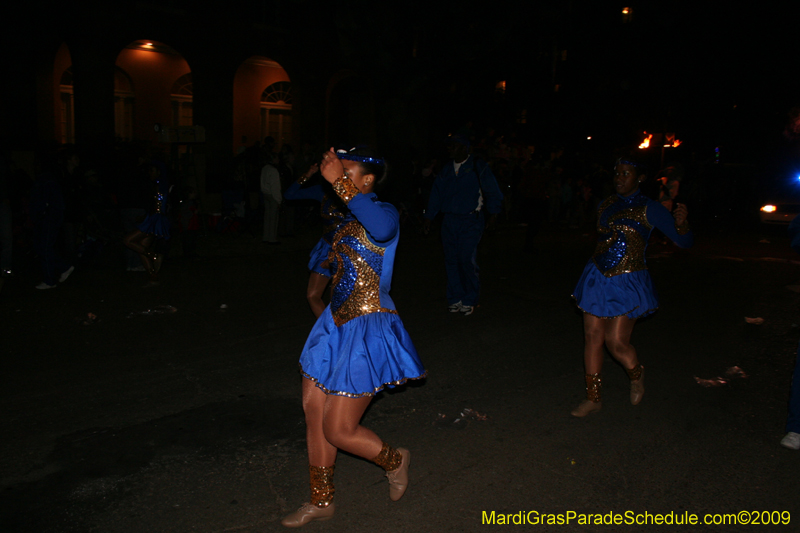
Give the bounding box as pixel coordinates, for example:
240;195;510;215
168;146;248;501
281;148;426;527
571;158;693;417
123;162;169;283
283;162;347;318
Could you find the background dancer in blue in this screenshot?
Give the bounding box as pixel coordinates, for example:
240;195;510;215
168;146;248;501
282;147;426;528
123;162;170;284
781;216;800;450
571;158;693;417
423;134;503;315
284;161;348;318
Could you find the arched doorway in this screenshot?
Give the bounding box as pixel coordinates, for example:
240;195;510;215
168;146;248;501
59;67;75;144
51;42;74;144
260;81;292;150
232;56;291;154
171;72;193;128
114;40;191;142
114;67;134;141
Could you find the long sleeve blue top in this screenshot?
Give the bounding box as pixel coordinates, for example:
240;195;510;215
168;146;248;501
284;181;325;203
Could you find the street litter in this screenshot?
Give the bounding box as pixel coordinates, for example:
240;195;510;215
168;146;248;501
77;312;98;326
745;317;764;325
725;366;748;379
695;366;748;387
434;408;488;429
459;408;488;421
759;239;770;244
694;376;728;387
126;305;177;318
220;304;228;311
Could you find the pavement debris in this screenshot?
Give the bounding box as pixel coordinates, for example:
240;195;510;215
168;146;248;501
77;312;98;326
434;408;488;429
695;366;748;387
725;366;748;379
694;376;728;387
745;317;764;325
126;305;177;318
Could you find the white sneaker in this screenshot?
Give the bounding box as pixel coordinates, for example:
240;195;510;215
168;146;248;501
460;305;475;316
448;301;463;313
781;432;800;450
35;282;57;290
59;266;75;283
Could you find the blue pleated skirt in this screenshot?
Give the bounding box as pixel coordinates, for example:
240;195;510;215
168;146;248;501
308;238;332;277
572;261;658;319
138;213;171;239
299;307;426;397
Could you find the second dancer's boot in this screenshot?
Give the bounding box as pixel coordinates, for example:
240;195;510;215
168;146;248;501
627;364;644;405
571;373;602;417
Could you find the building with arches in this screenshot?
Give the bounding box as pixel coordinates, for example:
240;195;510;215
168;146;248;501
1;1;385;204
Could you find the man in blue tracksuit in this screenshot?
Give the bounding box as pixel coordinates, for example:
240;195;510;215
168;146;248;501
782;216;800;450
424;135;503;315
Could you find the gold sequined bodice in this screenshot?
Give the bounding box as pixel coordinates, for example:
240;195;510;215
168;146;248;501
591;194;653;277
328;220;397;327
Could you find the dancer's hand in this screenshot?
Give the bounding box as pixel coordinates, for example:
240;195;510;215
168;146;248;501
300;162;319;182
673;203;688;227
320;148;344;185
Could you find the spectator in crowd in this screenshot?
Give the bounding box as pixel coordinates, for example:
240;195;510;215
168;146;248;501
423;134;503;316
261;152;282;245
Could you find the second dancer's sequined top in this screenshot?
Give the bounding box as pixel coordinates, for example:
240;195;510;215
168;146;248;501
319;193;347;244
284;178;348;276
284;179;347;245
327;175;400;327
591;191;693;277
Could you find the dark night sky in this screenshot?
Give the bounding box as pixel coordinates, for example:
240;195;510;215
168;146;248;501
4;1;799;169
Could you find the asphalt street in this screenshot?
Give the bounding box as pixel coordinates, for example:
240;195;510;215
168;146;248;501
2;221;800;532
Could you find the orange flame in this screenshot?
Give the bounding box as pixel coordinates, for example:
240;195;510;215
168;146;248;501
672;138;682;148
638;133;652;149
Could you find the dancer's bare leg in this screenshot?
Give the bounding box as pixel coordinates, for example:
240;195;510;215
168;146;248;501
323;392;409;500
572;313;608;416
307;273;330;319
604;315;639;369
124;230;155;273
283;378;339;527
322;394;382;460
583;313;607;374
302;377;337;466
605;315;644;404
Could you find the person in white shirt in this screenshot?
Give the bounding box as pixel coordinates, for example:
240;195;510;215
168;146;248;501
260;153;282;244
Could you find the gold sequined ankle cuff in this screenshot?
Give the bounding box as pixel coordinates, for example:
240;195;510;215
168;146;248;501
584;373;602;403
309;465;335;507
626;364;643;382
371;442;402;472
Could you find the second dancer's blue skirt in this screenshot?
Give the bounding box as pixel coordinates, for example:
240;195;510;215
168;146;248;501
308;238;332;277
572;261;658;319
138;213;170;239
299;307;426;397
